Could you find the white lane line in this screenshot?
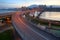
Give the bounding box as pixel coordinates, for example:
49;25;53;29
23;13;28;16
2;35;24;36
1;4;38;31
17;15;48;40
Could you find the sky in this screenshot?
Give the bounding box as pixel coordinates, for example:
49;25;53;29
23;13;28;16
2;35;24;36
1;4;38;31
0;0;60;8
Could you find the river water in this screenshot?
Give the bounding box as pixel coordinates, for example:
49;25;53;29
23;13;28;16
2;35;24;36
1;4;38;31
40;12;60;21
0;10;16;14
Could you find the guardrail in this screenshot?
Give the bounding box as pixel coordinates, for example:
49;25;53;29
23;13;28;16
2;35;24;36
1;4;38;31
12;12;59;40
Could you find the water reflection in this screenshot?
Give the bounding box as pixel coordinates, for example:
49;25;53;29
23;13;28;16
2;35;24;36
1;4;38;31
40;12;60;21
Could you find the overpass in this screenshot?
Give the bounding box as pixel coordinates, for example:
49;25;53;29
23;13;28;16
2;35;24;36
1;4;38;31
0;11;60;40
12;11;59;40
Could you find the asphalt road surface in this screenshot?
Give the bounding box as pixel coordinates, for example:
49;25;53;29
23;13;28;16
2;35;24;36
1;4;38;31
12;11;60;40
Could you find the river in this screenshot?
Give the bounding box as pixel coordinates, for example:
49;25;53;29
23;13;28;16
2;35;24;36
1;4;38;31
40;12;60;21
0;9;16;14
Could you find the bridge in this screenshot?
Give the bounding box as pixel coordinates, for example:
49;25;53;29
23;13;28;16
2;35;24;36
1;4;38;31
0;10;60;40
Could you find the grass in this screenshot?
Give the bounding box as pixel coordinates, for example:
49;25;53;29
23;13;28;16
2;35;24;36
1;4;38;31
0;30;14;40
30;17;60;28
40;22;60;28
51;24;60;29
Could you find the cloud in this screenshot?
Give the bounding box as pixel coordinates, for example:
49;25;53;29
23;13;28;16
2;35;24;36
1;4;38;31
45;0;60;5
0;0;60;8
33;0;60;5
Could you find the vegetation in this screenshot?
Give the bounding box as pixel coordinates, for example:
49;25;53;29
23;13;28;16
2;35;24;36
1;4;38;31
26;13;60;28
0;30;14;40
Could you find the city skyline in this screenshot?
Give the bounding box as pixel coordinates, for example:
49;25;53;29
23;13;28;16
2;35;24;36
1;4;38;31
0;0;60;8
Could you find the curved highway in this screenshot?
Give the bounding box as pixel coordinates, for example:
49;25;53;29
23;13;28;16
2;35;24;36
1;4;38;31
12;11;59;40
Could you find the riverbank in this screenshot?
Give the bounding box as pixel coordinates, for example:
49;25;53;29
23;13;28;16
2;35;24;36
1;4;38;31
23;12;60;37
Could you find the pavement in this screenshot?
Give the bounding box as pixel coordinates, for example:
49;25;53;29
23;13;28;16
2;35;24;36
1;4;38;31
12;11;60;40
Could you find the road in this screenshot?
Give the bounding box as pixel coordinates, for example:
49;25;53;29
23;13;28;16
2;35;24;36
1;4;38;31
12;11;59;40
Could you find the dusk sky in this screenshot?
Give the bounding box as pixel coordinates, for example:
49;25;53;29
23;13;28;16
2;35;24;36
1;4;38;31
0;0;60;8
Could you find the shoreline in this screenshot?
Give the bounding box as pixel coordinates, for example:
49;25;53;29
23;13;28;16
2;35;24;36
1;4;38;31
0;11;17;16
